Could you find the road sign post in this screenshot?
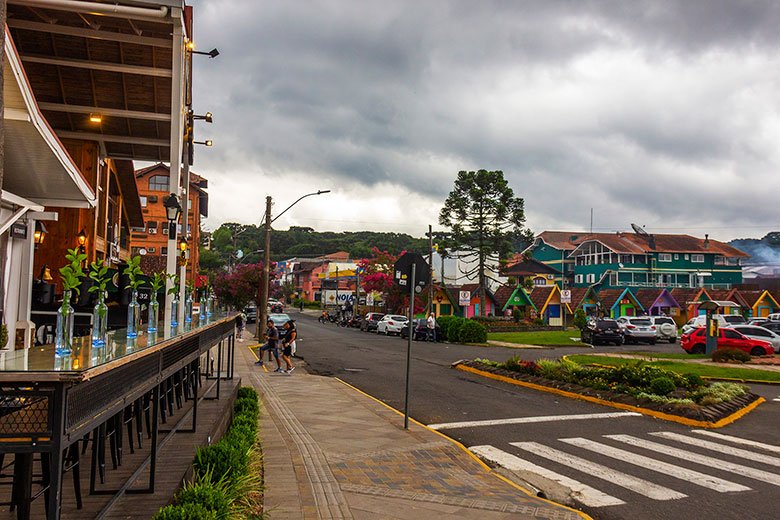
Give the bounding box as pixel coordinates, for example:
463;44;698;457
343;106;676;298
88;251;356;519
404;263;415;430
561;289;571;330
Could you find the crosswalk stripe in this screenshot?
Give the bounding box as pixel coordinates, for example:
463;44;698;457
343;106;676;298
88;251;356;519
691;430;780;454
427;412;641;430
605;435;780;487
511;441;687;501
561;437;750;493
650;431;780;467
471;445;626;507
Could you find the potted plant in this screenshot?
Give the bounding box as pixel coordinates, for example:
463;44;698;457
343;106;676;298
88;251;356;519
123;256;145;338
167;273;180;327
57;248;87;356
184;280;194;324
148;272;165;333
88;261;111;347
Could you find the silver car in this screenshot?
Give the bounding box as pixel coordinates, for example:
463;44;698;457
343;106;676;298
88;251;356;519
731;325;780;353
652;316;678;343
617;316;656;344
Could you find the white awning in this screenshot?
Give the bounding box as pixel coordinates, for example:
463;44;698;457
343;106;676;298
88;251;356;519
2;27;96;208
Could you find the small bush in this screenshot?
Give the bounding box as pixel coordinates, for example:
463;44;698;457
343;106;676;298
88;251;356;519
573;309;587;331
447;318;466;343
236;387;258;401
175;479;231;519
504;356;540;375
693;382;748;405
153;503;217;520
537;359;561;380
234;397;259;417
436;315;459;341
648;376;676;396
194;441;249;483
458;320;488;343
512;308;522;323
712;348;751;363
684;373;705;389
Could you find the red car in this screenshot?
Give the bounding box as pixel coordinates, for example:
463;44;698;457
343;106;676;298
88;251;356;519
680;327;774;356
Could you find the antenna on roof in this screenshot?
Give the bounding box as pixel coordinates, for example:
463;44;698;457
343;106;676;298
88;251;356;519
631;223;649;237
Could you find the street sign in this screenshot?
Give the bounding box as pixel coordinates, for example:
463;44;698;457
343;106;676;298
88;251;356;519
561;289;571;304
393;252;430;288
458;291;471;306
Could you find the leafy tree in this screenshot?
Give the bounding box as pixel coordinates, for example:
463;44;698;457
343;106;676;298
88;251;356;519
439;170;531;316
212;263;264;311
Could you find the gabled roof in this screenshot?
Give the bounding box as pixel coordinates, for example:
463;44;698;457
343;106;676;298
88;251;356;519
669;287;710;306
596;288;643;312
450;283;498;306
633;289;680;310
493;285;516;310
569;287;597;309
738;289;779;309
501;286;536;311
501;257;560;277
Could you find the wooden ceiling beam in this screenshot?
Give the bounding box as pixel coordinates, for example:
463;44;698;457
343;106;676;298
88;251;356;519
7;18;173;48
21;54;172;77
39;102;171;122
55;130;169;147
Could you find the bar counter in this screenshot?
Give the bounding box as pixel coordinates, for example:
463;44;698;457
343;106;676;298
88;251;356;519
0;313;238;520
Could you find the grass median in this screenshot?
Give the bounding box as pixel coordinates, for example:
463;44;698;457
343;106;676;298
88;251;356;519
488;330;582;346
568;354;780;383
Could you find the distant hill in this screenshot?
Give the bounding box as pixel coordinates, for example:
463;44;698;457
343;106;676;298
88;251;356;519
730;232;780;265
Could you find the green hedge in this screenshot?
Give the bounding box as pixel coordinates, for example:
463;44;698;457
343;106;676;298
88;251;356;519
153;386;260;520
436;316;460;341
459;320;488;343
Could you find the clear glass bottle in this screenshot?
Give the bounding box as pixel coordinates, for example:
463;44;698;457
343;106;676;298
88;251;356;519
206;293;214;320
91;290;108;347
184;291;193;323
55;290;74;356
170;295;179;328
147;296;159;333
127;289;140;338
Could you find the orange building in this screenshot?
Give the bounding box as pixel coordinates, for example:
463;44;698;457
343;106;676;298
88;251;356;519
131;163;208;280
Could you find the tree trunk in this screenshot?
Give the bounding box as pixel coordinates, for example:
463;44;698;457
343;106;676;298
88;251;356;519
479;255;486;317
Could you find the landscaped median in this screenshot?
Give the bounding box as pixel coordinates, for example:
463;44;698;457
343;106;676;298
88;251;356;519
453;356;764;428
153;387;263;519
488;330;585;347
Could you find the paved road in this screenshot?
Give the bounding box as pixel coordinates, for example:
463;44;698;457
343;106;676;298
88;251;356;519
253;312;780;520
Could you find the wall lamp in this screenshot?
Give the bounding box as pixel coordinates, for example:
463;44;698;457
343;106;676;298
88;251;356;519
191;47;220;58
33;221;47;247
164;193;182;239
192;111;213;123
193;140;213;147
77;229;87;254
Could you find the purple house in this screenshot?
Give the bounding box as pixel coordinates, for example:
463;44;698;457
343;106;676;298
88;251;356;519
634;289;681;317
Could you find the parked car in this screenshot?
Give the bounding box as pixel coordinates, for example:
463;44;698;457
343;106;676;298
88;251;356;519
748;317;769;326
652;316;678;343
616;316;656;344
731;325;780;353
722;314;747;326
681;314;731;335
376;314;409;335
244;305;257;324
680;327;774;356
360;312;385;332
761;321;780;334
767;313;780;321
268;299;284;313
580;318;623;346
400;319;442;341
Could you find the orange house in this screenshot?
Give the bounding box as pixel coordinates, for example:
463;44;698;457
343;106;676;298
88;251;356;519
131;163;208;280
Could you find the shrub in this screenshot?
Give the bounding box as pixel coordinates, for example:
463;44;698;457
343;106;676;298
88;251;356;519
537;359;561;380
458;320;488;343
236;387;258;401
693;382;748;405
712;348;751;363
512;308;522;323
234;397;259;417
503;357;540;375
684;373;705;389
573;309;587;331
194;440;249;484
447;318;467;343
648;376;676;396
153;503;217;520
436;315;458;341
532;318;546;326
175;479;231;519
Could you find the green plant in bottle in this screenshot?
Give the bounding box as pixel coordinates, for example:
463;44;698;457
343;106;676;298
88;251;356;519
148;271;166;333
88;261;111;347
167;273;181;327
55;248;87;355
123;255;145;338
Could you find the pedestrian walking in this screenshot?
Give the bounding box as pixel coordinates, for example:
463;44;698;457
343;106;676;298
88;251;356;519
236;311;246;341
256;319;283;372
281;320;297;373
427;312;437;342
299;300;304;312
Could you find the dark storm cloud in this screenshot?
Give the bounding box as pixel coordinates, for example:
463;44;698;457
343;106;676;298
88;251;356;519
193;0;780;238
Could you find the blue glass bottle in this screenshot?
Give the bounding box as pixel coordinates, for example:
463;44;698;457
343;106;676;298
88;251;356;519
91;291;108;347
127;290;140;338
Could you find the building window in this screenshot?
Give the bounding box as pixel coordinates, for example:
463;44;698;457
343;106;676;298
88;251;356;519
533;277;546;286
691;254;704;263
684;254;689;260
147;247;156;253
149;175;169;192
131;247;142;256
161;247;168;255
147;221;158;234
148;195;159;203
575;274;584;284
140;196;147;207
659;253;672;262
674;254;679;260
586;273;595;283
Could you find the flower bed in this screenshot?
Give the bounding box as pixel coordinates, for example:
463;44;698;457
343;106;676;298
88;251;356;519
462;357;761;424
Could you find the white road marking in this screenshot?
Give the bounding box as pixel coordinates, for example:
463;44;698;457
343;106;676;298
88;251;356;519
427;412;641;430
650;431;780;467
691;430;780;454
606;435;780;487
561;437;751;493
471;445;625;507
511;441;687;501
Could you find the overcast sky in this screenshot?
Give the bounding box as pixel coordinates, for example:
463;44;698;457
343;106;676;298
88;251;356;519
191;0;780;242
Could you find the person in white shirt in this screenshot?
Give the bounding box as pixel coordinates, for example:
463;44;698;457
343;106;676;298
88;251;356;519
426;312;437;342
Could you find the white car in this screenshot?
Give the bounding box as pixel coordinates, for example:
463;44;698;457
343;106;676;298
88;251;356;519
682;314;731;335
731;325;780;353
652;316;678;343
376;314;409;336
616;316;656;344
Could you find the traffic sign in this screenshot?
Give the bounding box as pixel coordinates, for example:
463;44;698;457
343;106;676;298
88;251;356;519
393;252;430;288
561;289;571;304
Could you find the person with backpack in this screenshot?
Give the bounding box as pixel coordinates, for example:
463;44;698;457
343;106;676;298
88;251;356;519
256;319;283;372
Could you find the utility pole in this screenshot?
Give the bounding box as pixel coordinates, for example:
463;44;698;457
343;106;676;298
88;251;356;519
257;196;272;339
428;225;434;315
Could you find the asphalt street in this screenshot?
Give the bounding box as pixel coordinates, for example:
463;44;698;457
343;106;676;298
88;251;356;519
251;312;780;520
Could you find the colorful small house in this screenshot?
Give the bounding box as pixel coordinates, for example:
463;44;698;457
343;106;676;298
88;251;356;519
633;289;681;317
596;288;644;318
432;286;460;317
737;290;779;318
501;257;561;288
529;285;571;326
707;289;746;316
455;283;499;317
497;285;535;318
569;287;599;316
669;288;711;322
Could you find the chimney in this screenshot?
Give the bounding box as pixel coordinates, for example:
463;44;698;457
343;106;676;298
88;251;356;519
648;235;656;250
704;234;710;249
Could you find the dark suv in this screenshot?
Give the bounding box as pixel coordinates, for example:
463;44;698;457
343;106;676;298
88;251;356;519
360;312;385;332
400;319;442;341
581;318;623;346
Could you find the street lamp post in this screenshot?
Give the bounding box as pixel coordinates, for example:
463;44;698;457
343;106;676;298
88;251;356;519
257;190;330;337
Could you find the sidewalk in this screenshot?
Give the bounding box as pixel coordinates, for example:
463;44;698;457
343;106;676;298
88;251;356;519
236;342;587;520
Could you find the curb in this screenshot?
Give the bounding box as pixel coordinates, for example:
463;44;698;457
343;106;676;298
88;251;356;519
334;377;593;520
454;363;765;429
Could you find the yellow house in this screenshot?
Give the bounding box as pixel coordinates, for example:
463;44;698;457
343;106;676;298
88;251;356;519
738;290;779;318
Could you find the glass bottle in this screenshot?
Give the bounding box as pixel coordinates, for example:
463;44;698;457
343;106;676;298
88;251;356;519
206;293;214;320
91;290;108;347
184;291;193;323
147;295;159;333
127;289;140;338
171;295;179;328
55;289;74;356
